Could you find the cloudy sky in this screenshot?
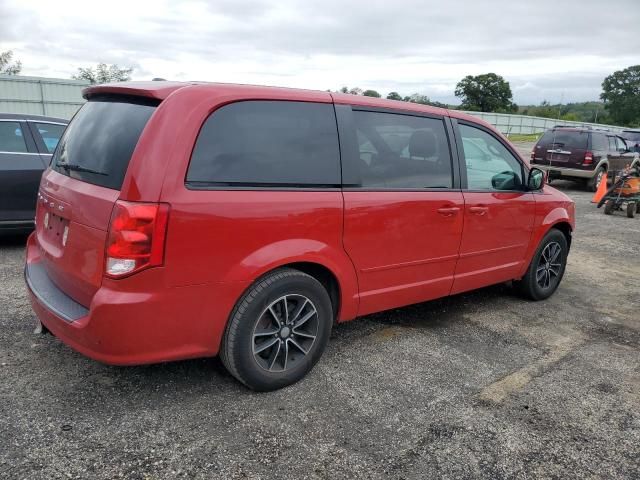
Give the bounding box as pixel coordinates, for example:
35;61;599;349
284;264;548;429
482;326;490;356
1;0;638;105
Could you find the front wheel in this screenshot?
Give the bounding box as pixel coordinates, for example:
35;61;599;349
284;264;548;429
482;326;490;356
220;268;333;391
514;229;568;301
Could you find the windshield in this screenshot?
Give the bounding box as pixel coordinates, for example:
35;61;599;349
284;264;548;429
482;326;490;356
52;96;158;190
621;131;640;143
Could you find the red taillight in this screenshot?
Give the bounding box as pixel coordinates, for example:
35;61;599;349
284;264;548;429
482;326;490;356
583;151;594;166
105;200;170;278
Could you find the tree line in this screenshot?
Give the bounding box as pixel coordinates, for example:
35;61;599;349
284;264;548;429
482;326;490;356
1;49;638;127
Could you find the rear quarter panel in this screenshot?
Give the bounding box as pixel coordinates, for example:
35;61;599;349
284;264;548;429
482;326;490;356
126;86;359;322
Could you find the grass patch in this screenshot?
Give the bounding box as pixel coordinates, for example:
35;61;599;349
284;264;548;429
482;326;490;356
506;133;542;142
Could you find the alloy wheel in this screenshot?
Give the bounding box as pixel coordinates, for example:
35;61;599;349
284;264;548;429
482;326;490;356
252;294;319;372
536;241;562;290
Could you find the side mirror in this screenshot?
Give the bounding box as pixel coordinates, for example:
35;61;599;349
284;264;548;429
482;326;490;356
528;167;545;191
491;171;519;190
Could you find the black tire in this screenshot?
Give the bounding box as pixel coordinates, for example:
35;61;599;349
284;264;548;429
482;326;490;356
627;202;636;218
588;167;606;192
604;200;614;215
220;268;333;391
514;229;568;301
636;202;640;214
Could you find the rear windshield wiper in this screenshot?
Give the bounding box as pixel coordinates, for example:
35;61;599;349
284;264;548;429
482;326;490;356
57;162;107;176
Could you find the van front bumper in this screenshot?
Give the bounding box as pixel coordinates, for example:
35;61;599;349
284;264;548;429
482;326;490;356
24;233;248;366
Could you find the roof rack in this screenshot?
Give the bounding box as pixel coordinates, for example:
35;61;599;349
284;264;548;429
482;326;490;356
552;125;611;132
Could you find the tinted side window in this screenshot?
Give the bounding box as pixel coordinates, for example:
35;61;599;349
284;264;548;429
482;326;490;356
460;124;524;191
615;137;627;151
187;101;340;186
352;111;452;189
0;122;28;153
34;123;66;153
607;136;616;151
591;133;607;151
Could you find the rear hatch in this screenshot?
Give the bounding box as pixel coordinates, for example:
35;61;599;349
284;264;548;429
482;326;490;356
35;95;158;307
533;129;589;168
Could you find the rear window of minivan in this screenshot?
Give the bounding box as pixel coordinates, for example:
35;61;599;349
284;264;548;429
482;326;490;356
186;101;340;187
52;95;158;190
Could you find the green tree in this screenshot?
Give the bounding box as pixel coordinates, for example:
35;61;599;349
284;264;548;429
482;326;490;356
454;73;517;113
403;93;431;104
0;50;22;75
532;100;558;119
362;89;381;98
601;65;640;126
337;86;363;95
386;91;402;101
402;93;448;108
72;63;133;84
560;112;579;122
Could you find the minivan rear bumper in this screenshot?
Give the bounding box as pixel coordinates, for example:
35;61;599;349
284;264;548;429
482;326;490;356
25;233;245;365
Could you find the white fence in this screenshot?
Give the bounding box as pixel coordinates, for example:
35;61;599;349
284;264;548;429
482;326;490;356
462;111;623;135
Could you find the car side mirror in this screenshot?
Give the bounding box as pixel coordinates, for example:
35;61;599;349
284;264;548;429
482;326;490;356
491;171;519;190
527;167;545;191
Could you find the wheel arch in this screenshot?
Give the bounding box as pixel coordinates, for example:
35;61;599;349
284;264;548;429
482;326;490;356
519;209;573;278
550;221;573;251
284;262;341;324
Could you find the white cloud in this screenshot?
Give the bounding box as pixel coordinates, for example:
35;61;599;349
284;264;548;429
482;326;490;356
1;0;639;104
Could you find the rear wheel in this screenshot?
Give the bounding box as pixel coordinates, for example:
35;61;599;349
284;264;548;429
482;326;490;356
220;268;333;391
515;229;568;301
627;202;636;218
604;200;614;215
588;167;606;192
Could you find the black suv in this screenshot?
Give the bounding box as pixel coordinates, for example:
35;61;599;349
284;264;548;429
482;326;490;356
0;113;68;233
531;127;640;191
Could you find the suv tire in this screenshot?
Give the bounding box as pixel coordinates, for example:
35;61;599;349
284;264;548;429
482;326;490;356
220;268;333;391
588;167;606;192
515;229;568;301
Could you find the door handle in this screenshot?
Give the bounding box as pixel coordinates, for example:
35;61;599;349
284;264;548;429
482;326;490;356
469;206;489;215
437;207;460;216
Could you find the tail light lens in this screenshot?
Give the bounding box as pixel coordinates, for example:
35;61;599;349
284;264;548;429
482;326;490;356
583;151;594;166
105;200;170;278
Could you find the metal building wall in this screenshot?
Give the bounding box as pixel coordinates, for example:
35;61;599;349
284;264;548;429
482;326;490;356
462;111;623;135
0;75;625;133
0;75;88;119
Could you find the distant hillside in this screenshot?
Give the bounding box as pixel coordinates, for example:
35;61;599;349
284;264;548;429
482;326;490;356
517;101;609;124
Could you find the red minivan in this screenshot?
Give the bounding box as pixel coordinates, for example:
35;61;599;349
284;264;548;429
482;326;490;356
25;82;575;390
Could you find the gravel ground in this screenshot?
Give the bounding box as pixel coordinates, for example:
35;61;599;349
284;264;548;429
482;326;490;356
1;172;639;479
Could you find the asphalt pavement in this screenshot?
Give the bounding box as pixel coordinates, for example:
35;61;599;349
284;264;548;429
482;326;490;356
1;177;639;479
